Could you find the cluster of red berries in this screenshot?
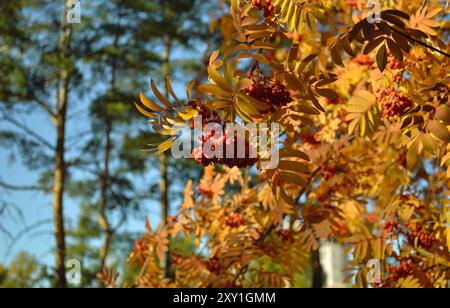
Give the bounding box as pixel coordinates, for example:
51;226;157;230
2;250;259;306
346;0;360;10
383;220;438;249
378;86;412;118
196;184;214;200
352;54;374;67
332;220;351;237
134;239;149;260
206;256;222;274
398;151;407;168
382;256;439;287
224;212;247;228
387;51;403;70
192;128;259;168
278;230;294;243
245;78;292;112
188;100;221;129
404;222;437;249
187;100;259;168
300;132;320;146
382;220;397;233
324;97;341;105
319;163;336;181
252;0;275;18
172;251;183;267
386;258;414;281
135;239;146;251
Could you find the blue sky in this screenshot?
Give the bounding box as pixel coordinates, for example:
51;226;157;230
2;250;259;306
0;57;201;270
0;0;212;271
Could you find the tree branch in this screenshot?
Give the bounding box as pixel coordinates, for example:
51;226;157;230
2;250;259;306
29;95;56;118
4;218;53;261
0;178;50;192
0;113;55;151
388;25;450;58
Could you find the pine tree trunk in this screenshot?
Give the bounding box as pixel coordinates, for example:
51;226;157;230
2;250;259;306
161;35;173;279
52;1;73;288
99;116;112;271
98;13;120;271
53;100;67;288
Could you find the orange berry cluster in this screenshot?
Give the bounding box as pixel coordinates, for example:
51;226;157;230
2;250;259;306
332;220;351;237
404;222;437;249
383;220;438;249
192;128;258;168
171;251;183;267
245;78;292;112
387;51;403;70
197;184;214;200
278;229;294;243
300;132;320;146
378;86;412;117
206;256;222;274
252;0;275;18
352;54;374;67
319;163;336;181
135;239;146;252
386;258;414;282
133;239;149;260
224;212;247;228
346;0;360;10
398;151;407;168
188;100;221;129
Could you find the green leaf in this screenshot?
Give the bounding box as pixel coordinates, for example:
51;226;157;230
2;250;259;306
376;44;387;72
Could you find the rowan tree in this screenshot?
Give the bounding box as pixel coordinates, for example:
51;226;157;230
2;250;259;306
100;0;450;288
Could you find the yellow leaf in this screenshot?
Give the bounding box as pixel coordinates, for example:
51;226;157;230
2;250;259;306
178;107;199;121
279;171;308;188
407;138;420;171
140;93;164;112
198;84;230;98
278;160;309;174
396;276;422;288
151;79;172;108
207;67;233;93
427;120;450;143
209;50;220;66
251;41;278;50
134;103;157;118
446;227;450;252
279;148;310;161
166;77;180;102
157;137;175;153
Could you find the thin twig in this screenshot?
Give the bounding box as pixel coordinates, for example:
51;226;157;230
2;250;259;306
0;179;50;192
388;25;450;58
0;113;55;151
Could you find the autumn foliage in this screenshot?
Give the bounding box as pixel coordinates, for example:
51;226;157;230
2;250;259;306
101;0;450;288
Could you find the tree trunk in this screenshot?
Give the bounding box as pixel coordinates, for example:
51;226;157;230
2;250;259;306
52;1;73;288
99;116;112;271
312;247;324;288
53;99;67;288
98;11;120;272
160;35;173;279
